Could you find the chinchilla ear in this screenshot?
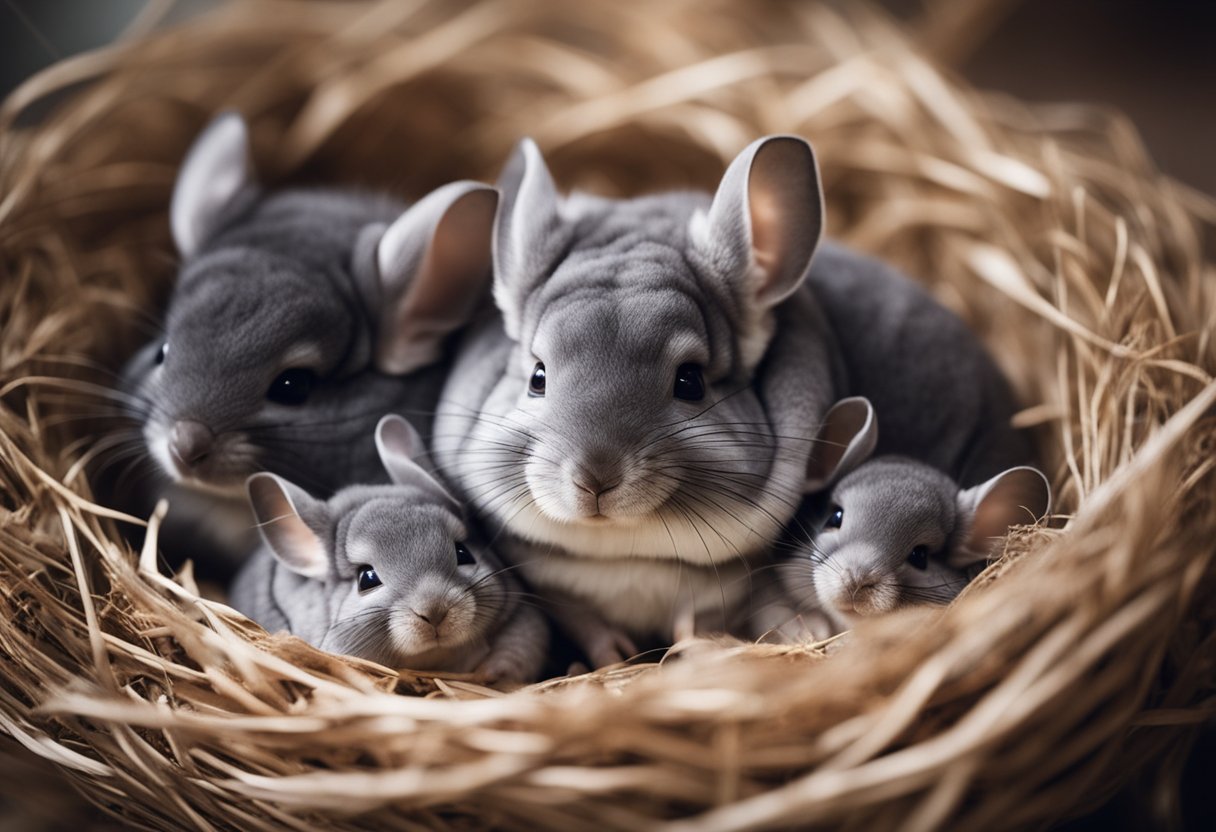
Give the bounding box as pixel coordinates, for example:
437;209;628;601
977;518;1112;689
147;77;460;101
246;473;330;579
374;415;458;504
952;466;1052;567
171;112;256;258
358;182;498;376
804;397;878;492
374;414;427;478
692;135;824;310
492;138;569;340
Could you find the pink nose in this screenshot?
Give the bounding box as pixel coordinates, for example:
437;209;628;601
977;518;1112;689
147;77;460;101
414;601;451;632
572;468;621;498
170;420;214;469
836;571;880;614
571;451;623;499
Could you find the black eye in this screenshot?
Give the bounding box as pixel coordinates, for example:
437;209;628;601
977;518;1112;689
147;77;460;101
455;542;475;566
673;363;705;401
267;368;316;405
528;362;546;397
907;546;930;570
825;505;844;529
155;343;168;365
357;565;382;592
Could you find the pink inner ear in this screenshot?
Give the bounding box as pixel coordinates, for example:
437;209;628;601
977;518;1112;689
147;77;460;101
404;190;495;324
744;138;822;306
806;400;872;488
378;187;496;375
248;476;327;577
748;189;782;276
274;517;328;573
971;470;1050;543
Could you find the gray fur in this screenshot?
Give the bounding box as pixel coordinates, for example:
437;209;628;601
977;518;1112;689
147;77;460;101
124;188;441;495
115;113;495;567
434;136;838;665
434;135;1035;666
229;416;547;683
766;398;1050;640
805;244;1032;485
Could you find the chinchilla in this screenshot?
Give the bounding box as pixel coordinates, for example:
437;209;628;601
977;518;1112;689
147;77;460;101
229;415;548;684
111;113;497;571
756;397;1050;641
432;135;836;665
432;134;1032;666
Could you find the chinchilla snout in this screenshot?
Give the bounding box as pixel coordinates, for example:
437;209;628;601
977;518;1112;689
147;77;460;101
393;580;478;650
837;568;898;616
570;448;623;496
411;597;451;630
531;437;674;521
169;420;214;471
567;456;623;517
142;414;259;494
816;547;900;618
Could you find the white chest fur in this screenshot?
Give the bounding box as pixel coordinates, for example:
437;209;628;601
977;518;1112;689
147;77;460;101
496;499;783;564
501;535;756;637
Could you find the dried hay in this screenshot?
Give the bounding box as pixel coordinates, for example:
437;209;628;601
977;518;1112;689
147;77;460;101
1;0;1214;829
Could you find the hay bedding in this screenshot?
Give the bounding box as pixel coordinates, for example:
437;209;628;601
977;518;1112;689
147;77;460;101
1;0;1214;828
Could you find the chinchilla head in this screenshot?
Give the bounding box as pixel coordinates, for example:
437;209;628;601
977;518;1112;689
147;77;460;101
783;397;1051;629
246;415;507;666
463;134;824;562
123;112;497;496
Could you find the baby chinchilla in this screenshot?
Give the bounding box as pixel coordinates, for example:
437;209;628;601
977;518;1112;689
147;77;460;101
229;415;548;684
758;397;1050;641
111;113;496;571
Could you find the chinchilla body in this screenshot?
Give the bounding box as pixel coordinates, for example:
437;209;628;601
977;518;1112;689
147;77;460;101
433;137;839;664
121;188;446;496
805;243;1031;487
433;136;1033;666
110;114;497;573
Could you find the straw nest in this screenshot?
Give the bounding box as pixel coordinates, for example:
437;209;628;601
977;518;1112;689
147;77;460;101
1;1;1214;829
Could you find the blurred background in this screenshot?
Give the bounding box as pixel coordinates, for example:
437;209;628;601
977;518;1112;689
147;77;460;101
3;0;1215;194
0;1;1212;830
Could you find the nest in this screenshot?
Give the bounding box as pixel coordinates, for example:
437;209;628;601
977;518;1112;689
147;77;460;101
2;1;1214;828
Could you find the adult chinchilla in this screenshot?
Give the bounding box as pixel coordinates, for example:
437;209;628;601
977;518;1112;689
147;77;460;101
111;113;497;571
432;135;1031;666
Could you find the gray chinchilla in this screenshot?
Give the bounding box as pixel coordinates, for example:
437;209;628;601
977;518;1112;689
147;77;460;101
229;415;548;684
433;134;1033;666
758;397;1050;641
113;113;497;569
433;135;837;665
